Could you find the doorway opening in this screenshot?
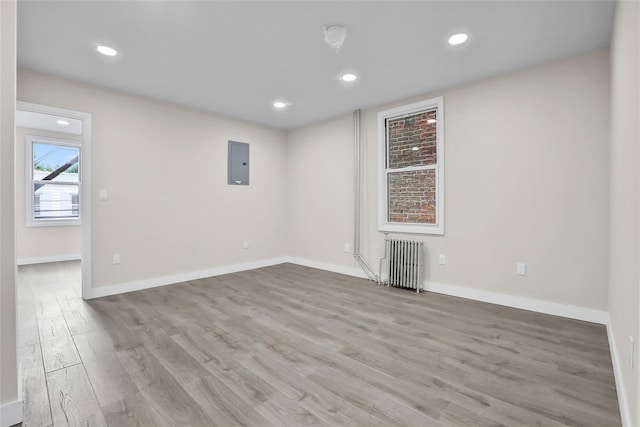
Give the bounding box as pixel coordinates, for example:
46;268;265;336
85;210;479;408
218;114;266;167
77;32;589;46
16;101;92;299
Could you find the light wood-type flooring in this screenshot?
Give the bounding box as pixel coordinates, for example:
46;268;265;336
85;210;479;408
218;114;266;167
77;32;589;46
17;260;621;426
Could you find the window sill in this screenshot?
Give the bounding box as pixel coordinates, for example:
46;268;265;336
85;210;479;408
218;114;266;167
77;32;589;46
379;223;444;236
27;219;81;228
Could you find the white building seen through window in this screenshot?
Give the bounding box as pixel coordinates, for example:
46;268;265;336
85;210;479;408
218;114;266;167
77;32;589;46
26;136;81;226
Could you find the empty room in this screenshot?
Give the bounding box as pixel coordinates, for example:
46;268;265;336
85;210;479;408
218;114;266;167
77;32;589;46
1;0;638;426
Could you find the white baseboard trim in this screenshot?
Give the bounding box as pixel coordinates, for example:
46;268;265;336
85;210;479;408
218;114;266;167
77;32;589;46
1;363;23;427
286;257;369;280
17;253;81;266
0;399;22;427
423;281;608;325
90;256;369;299
90;256;290;299
606;315;631;427
327;268;606;324
89;256;607;325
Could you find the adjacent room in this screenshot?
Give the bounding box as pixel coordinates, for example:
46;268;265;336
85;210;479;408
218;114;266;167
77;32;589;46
1;1;638;426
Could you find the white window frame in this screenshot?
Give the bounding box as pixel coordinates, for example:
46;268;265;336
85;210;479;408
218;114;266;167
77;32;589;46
378;96;445;235
26;135;82;227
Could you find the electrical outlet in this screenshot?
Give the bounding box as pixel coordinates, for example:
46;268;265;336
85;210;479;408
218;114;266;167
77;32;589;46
243;240;249;249
439;254;446;265
112;253;120;265
516;263;526;276
344;243;350;253
630;336;635;369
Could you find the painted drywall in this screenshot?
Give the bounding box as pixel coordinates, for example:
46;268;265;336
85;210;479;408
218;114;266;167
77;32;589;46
15;127;81;262
17;69;288;289
609;1;640;425
288;49;611;311
286;114;355;266
0;0;20;424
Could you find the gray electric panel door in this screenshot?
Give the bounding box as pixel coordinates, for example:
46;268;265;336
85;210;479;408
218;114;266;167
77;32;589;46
228;141;250;185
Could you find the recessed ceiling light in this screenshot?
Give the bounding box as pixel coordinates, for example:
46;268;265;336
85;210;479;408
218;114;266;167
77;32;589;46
273;101;288;109
96;45;118;56
448;33;468;46
340;73;358;82
56;120;70;126
427;118;437;124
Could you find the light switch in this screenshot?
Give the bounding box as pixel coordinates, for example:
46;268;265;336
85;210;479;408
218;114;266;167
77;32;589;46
99;190;108;201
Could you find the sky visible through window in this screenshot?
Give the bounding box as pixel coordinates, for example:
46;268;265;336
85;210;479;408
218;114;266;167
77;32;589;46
33;143;79;174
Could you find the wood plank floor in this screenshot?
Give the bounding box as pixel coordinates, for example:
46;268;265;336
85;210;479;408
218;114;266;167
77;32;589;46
17;260;621;426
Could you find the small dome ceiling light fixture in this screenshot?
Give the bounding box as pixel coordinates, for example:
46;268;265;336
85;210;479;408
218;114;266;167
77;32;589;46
427;118;437;124
448;33;469;46
96;45;118;56
273;101;288;109
340;73;358;82
324;25;347;52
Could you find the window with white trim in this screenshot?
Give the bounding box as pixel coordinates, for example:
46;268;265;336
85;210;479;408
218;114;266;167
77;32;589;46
26;136;81;226
378;97;444;235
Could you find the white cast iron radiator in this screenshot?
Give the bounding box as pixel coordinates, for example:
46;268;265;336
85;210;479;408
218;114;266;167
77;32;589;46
379;237;424;293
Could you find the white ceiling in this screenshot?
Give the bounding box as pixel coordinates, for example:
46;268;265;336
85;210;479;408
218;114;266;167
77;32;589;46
17;1;615;130
16;110;83;135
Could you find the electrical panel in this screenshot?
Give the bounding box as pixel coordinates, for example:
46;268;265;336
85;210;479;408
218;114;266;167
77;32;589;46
228;140;249;185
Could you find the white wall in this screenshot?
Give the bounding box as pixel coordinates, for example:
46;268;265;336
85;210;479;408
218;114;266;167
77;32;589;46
287;114;355;267
288;49;611;311
17;69;288;290
609;1;640;425
0;0;19;425
15;127;81;262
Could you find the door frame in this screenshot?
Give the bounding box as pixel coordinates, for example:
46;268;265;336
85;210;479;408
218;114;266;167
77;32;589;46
16;101;92;299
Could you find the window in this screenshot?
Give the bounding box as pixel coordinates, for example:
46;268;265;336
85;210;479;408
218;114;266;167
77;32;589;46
26;136;81;226
378;97;444;235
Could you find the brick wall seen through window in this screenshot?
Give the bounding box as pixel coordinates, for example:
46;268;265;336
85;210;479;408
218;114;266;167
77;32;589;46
387;110;437;224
